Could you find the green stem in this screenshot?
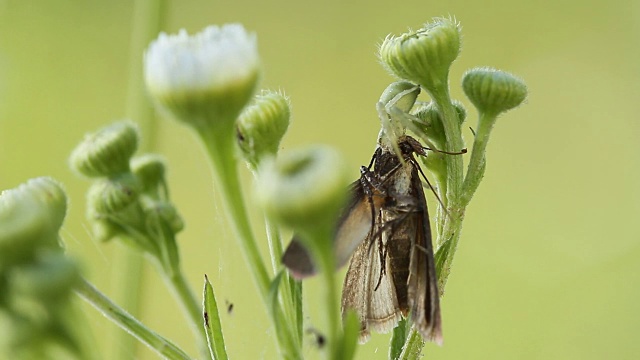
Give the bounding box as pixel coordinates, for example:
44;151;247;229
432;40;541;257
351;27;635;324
264;215;284;274
75;278;192;360
165;269;209;359
435;211;465;293
109;246;145;360
115;0;166;358
309;230;342;360
427;84;467;292
398;82;467;358
461;112;497;206
265;215;301;347
195;126;301;360
430;86;464;210
197;127;270;295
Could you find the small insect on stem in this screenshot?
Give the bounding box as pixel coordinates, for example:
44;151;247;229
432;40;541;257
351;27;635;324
283;135;465;345
305;328;326;348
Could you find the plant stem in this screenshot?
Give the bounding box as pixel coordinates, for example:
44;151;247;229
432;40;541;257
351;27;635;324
75;278;192;360
398;82;467;359
115;0;166;358
309;230;342;360
108;246;145;360
430;86;464;210
195;127;302;360
435;210;465;293
264;215;284;274
461;112;496;206
197;128;270;295
165;269;209;359
265;215;302;347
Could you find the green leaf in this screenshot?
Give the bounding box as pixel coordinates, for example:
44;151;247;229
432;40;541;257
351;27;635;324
389;318;409;360
203;275;228;360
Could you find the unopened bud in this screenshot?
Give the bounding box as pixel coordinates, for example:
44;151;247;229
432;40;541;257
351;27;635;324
462;67;527;116
70;121;139;178
380;18;461;94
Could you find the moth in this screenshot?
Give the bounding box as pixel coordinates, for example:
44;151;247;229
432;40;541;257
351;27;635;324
283;134;444;344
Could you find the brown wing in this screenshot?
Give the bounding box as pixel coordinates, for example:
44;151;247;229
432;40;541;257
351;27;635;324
406;166;442;344
282;179;379;279
341;226;402;344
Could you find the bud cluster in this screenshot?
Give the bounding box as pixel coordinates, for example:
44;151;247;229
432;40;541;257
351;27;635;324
70;121;183;272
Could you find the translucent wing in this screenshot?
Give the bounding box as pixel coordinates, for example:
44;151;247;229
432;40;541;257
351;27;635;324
282;179;382;278
341;226;402;343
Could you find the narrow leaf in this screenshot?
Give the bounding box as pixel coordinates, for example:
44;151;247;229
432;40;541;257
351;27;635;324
203;275;228;360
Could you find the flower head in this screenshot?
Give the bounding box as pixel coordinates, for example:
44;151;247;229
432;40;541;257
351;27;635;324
237;90;291;169
462;67;527;116
256;146;348;239
144;24;260;129
70;121;139;178
379;18;461;95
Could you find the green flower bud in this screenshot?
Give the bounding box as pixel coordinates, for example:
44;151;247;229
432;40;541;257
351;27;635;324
21;177;67;233
70;121;139;178
379;81;420;113
462;67;527;115
413;102;446;148
412;100;466;147
379;17;461;94
256;146;348;237
86;175;140;215
237;90;291;169
143;201;184;235
131;154;166;193
144;24;260;130
0;178;67;266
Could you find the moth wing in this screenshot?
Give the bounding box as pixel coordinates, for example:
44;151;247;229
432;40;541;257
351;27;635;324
282;180;375;278
406;170;442;344
341;231;402;343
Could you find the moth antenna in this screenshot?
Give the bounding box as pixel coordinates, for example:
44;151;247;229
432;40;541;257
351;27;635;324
469;126;476;137
411;157;449;216
422;147;467;155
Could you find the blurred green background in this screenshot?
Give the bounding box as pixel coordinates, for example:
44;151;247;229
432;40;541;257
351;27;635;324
1;0;639;359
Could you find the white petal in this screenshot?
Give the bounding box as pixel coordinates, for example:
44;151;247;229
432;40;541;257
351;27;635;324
144;24;259;96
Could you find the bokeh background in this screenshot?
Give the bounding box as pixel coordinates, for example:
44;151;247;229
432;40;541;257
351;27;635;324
1;0;639;359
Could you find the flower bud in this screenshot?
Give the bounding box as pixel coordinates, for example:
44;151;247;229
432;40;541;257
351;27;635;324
70;121;139;178
86;175;140;216
144;201;184;235
379;81;420;113
379;17;461;94
144;24;259;130
131;154;166;193
462;67;527;115
256;146;348;236
237;90;291;169
0;178;67;266
413;100;467;147
413;102;445;148
21;177;68;233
